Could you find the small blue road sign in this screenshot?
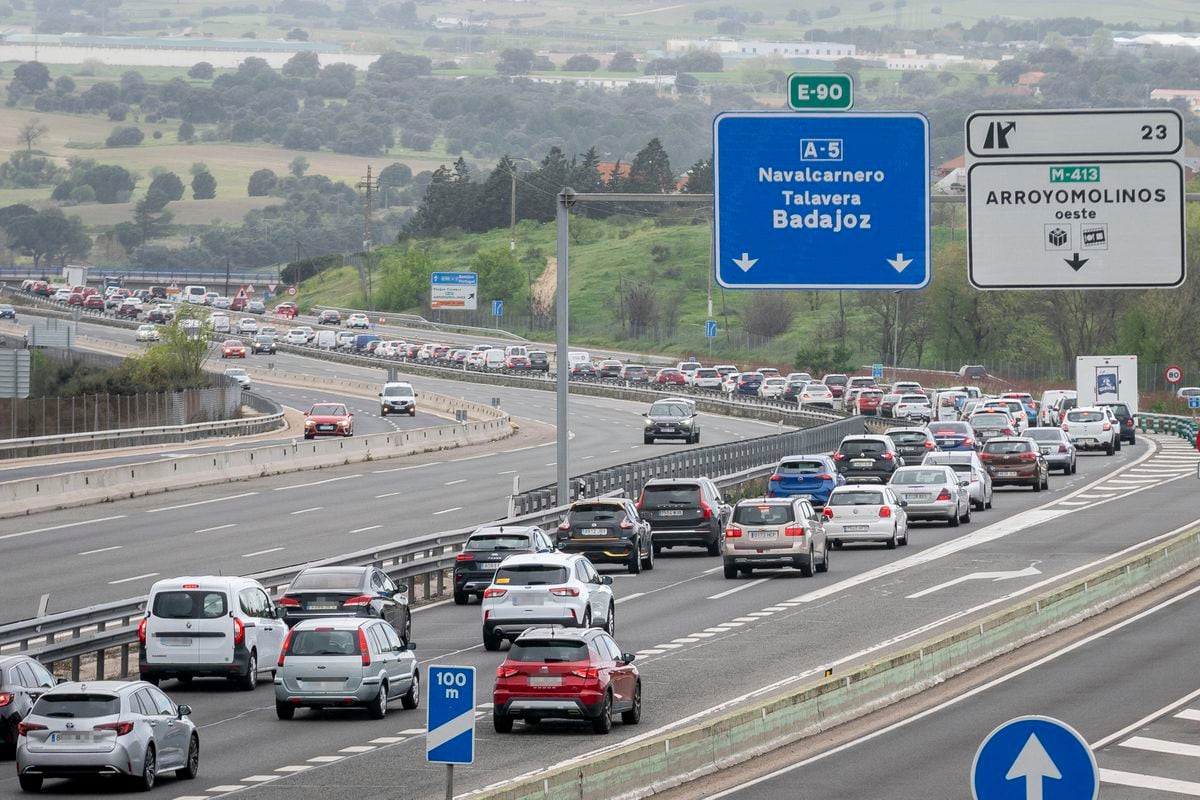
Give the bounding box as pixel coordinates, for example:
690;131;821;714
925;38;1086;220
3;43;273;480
972;716;1097;800
426;665;475;765
705;320;717;338
492;300;503;317
713;111;929;290
872;363;884;380
1189;396;1200;410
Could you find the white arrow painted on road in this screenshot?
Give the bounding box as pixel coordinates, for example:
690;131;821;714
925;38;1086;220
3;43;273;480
887;252;913;273
905;565;1041;599
732;252;758;272
1005;733;1062;800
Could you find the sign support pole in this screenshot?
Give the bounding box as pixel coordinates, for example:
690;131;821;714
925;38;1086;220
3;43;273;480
445;764;454;800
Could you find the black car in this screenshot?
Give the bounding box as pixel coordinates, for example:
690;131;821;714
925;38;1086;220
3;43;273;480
318;309;341;325
832;435;902;483
636;477;731;556
454;525;556;604
556;499;654;574
251;334;276;354
146;308;169;324
527;350;550;372
643;399;700;444
1098;402;1137;445
571;363;597;379
0;655;57;754
597;360;623;379
884;427;937;465
278;566;411;644
782;379;808;402
0;305;15;319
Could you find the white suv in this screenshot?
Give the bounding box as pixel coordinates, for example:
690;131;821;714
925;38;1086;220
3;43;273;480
347;313;371;329
140;576;285;690
1062;406;1120;455
481;553;615;651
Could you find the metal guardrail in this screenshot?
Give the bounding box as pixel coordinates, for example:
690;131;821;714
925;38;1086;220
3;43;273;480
0;268;278;283
312;306;530;343
1141;413;1199;445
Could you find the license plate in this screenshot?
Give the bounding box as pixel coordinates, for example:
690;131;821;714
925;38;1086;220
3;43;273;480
515;594;544;606
906;493;930;501
659;510;684;517
851;459;874;468
481;560;501;566
661;426;675;432
308;603;338;611
529;676;561;687
844;525;870;532
582;528;607;536
1079;438;1096;445
1040;447;1051;454
749;530;774;540
317;424;334;431
52;732;93;744
162;637;192;646
999;471;1018;477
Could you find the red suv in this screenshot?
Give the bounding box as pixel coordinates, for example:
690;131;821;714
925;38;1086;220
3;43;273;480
823;373;848;399
493;626;641;734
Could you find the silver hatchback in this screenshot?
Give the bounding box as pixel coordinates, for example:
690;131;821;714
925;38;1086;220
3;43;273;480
274;618;419;720
16;680;198;793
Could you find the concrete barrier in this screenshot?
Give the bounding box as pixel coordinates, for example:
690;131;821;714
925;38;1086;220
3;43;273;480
464;522;1200;800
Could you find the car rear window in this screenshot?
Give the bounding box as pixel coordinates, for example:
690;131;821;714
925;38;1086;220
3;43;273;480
828;491;883;506
1067;411;1105;423
465;534;531;551
290;570;364;591
569;503;625;522
777;460;826;475
696;369;719;378
508;640;589;663
640;484;700;507
733;504;794;525
286;629;361;656
1026;429;1064;441
494;565;570;586
983;441;1033;455
152;590;227;619
34;694;121;718
740;374;763;383
824;375;848;386
839;440;888;457
1102;404;1130;417
930;424;969;435
891;469;950;485
887;431;928;445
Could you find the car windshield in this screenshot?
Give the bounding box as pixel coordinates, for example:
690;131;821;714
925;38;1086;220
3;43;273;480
641;484;701;506
1102;404;1130;417
892;469;950;485
225;369;246;377
930;423;970;435
777;460;826;475
152;590;227;619
310;404;348;416
900;395;930;404
888;431;929;445
734;504;794;525
290;570;364;591
1068;411;1105;423
824;375;847;386
223;339;240;346
839;440;888;457
829;491;884;506
466;534;531;551
33;694;121;718
508;640;589;663
984;441;1033;455
570;503;625;522
650;403;690;417
286;629;361;656
494;565;570;586
383;385;413;397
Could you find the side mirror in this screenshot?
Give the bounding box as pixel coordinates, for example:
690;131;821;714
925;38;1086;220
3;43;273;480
407;642;417;651
602;575;614;586
177;704;192;718
378;392;382;397
960;480;970;487
899;500;909;508
395;582;409;593
622;653;637;665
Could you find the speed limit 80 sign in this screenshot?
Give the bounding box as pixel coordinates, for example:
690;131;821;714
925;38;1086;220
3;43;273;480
1165;365;1183;385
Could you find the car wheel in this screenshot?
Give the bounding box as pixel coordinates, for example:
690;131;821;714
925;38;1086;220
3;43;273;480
493;713;513;733
723;561;738;579
1043;473;1050;490
275;700;295;720
1031;476;1042;492
591;692;613;734
604;603;615;636
706;536;721;557
400;669;420;710
962;505;971;524
18;774;42;792
1071;460;1077;474
237;651;258;691
641;539;654;570
1129;435;1136;446
627;546;641;574
582;608;593;629
1105;442;1114;456
135;745;156;791
948;511;960;527
621;681;642;725
453;590;469;606
367;682;388;720
483;628;502;651
410;410;416;417
176;735;200;780
653;542;663;556
817;541;830;573
902;526;910;546
643;436;654;445
381;407;388;416
1115;438;1122;451
799;547;815;577
694;430;700;444
887;528;898;549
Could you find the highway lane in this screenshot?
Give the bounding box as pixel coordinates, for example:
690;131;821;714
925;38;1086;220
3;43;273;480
1;437;1186;799
704;562;1200;800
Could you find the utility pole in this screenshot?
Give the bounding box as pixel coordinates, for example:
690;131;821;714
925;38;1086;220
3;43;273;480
507;157;532;252
224;255;231;298
356;166;380;312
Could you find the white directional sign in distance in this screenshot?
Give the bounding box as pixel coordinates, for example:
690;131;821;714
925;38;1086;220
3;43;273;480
967;109;1183;159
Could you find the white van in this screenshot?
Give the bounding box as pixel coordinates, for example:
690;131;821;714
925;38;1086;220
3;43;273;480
209;312;230;334
484;348;507;369
316;330;337;350
504;345;528;359
140;576;286;690
567;351;591;368
182;285;208;305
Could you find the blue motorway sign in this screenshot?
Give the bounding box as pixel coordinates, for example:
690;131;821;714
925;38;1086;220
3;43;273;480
705;319;717;338
492;300;503;317
426;665;475;765
1190;396;1200;410
972;716;1097;800
713;111;929;290
431;272;478;286
872;363;884;380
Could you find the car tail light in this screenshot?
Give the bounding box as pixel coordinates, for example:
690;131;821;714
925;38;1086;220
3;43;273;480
879;506;892;518
343;595;373;606
278;630;294;667
725;527;742;538
558;519;570;531
880;453;894;461
1059;445;1069;453
1017;452;1038;461
497;666;519;678
1002;428;1015;436
233;617;245;645
570;667;600;680
936;488;952;501
980;453;993;460
822;507;834;519
833;452;844;460
619;518;634;530
784;525;806;537
1102;422;1112;431
455;553;475;561
0;692;12;707
549;587;580;597
18;722;46;736
769;475;782;482
924;441;935;449
138;617;147;644
964;438;974;447
484;588;507;599
277;596;300;607
700;500;713;520
182;583;199;589
94;721;134;736
635;493;645;510
358;628;371;666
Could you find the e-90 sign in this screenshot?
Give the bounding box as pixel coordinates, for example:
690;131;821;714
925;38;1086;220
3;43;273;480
788;74;854;111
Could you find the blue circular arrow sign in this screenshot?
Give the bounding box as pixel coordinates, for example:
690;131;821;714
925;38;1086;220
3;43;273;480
972;716;1098;800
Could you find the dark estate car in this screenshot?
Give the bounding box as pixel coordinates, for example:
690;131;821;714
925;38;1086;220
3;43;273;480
832;435;902;483
0;655;57;754
453;526;555;604
556;499;654;574
251;334;277;354
1098;402;1137;445
643;399;700;444
980;437;1049;491
884;427;938;464
636;477;731;556
277;566;411;644
527;350;550;372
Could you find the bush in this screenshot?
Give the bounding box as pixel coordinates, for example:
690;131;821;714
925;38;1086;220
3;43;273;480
105;126;144;147
188;61;214;80
69;183;95;203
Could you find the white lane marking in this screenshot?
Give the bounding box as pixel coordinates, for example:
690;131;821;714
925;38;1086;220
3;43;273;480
672;638;699;644
655;643;683;650
242;547;284;558
707;578;770;600
307;755;343;763
241;775;278;782
350;525;382;533
1120;736;1200;758
206;786;246;793
614;592;645;605
450;453;496;462
503;446;538;454
275;765;311;773
290;507;323;515
763;606;788;612
412;599;453;614
339;745;376;753
498;470;517;475
0;515;127;542
370;737;407;744
716;621;744;628
637;649;666;656
373;462;441;474
196;524;236;534
445;479;467;486
733;616;760;622
610;449;622;454
433;507;463;515
79;545;122;556
1073;493;1115;500
1056;501;1090;507
272;475;358;491
398;728;425;735
173;795;211;800
704;627;729;633
145;493;257;513
108;572;158;585
1177;709;1200;722
747;611;775;617
376;492;402;498
1099;770;1200;796
545;462;557;466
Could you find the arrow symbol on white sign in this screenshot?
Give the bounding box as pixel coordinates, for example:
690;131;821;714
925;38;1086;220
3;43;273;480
1064;253;1089;272
1005;733;1062;800
732;252;758;272
887;253;913;273
905;565;1041;599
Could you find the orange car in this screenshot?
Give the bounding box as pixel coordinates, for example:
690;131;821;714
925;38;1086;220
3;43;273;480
221;339;247;358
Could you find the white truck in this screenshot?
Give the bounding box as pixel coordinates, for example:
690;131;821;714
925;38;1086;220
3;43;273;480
62;265;87;287
1075;355;1138;417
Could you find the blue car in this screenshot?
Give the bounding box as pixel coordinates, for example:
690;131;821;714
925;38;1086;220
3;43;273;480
1001;395;1039;427
767;454;844;506
736;373;764;396
927;420;977;451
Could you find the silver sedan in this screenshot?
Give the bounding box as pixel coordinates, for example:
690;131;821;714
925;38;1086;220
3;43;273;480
888;465;972;527
1024;428;1078;474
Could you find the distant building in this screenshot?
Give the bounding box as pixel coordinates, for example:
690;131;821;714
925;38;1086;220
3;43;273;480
521;73;675;92
1017;71;1046;86
1116;33;1200;51
1150;88;1200;112
935;155;964;178
664;37;856;60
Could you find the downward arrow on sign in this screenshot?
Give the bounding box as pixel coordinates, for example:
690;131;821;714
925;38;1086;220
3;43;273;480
887;253;913;273
732;252;758;272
